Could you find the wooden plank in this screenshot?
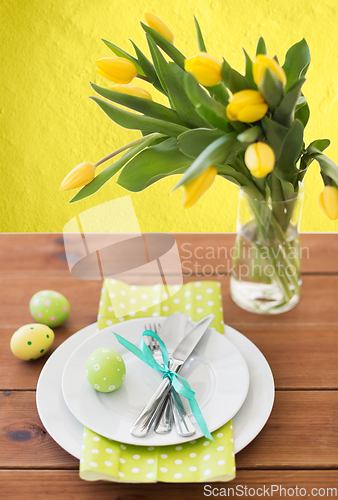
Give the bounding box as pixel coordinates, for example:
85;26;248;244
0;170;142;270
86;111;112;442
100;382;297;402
0;274;337;329
0;233;337;276
0;234;68;275
1;391;338;469
0;327;85;391
2;326;338;391
174;232;338;276
0;392;78;468
1;470;338;500
236;391;338;469
240;326;338;390
0;277;101;329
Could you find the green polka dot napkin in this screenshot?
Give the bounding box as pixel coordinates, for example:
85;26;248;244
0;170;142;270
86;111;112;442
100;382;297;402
80;280;236;483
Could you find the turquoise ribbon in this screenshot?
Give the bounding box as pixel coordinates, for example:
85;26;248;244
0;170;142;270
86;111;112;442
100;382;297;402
113;330;213;441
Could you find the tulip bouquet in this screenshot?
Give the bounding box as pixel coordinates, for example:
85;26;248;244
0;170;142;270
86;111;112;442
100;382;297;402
61;13;338;313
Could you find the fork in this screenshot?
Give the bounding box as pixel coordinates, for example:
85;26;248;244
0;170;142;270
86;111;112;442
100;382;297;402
145;323;195;437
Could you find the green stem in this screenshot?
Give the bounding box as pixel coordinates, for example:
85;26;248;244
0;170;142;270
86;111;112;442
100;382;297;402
247;197;300;302
136;74;150;82
94;133;165;168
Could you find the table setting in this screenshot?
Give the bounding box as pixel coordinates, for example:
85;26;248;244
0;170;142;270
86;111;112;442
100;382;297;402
36;279;275;483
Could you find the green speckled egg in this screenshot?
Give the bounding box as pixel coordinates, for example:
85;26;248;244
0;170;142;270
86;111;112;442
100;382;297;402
29;290;70;327
10;323;55;361
86;348;126;393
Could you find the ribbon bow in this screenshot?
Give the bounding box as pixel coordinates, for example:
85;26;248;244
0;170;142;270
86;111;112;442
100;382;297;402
114;330;213;441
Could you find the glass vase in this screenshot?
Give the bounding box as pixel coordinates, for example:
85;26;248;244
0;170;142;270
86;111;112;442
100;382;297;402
230;186;304;314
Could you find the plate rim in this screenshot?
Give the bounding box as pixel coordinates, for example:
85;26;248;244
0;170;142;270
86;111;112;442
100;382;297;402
61;318;250;446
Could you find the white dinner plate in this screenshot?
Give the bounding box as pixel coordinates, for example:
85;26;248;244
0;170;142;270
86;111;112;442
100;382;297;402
61;318;250;446
36;322;274;457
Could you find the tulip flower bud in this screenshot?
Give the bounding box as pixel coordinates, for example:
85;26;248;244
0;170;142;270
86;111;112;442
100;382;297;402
184;53;222;87
107;84;153;100
60;162;95;192
318;185;338;220
182;166;217;209
226;90;268;123
244;142;275;178
253;54;287;87
144;12;174;44
95;57;137;84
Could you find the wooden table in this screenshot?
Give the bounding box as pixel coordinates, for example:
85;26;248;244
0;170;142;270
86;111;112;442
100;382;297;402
1;233;338;499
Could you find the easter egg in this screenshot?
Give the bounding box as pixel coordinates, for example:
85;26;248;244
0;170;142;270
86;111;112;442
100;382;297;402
86;348;126;393
10;323;55;361
29;290;70;327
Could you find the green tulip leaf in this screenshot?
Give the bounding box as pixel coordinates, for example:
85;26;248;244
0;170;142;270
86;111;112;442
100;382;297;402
307;139;331;155
101;39;145;76
90;82;185;126
141;22;186;69
178;128;226;158
281;179;296;195
295;101;310;128
194;16;207;52
242;49;257;89
146;37;209;128
259;68;284;111
218;165;263;199
237;125;262;143
256;37;267;56
311;153;338;186
184;73;230;131
70;134;162;202
261;116;289;159
145;35;168;93
174;134;241;189
273;77;306;128
221;59;253;93
208;83;230;107
117;138;192;191
90;96;188;137
129;40;165;93
296;96;306;109
274;119;304;183
282;39;310;91
298;139;331;182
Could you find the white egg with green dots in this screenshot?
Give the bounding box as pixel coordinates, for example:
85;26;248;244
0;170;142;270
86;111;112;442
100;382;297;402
86;348;126;392
29;290;70;327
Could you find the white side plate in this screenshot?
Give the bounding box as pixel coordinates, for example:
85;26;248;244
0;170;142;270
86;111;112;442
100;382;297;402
61;318;250;447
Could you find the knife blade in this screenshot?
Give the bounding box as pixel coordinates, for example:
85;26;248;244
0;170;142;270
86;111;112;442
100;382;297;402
130;314;214;438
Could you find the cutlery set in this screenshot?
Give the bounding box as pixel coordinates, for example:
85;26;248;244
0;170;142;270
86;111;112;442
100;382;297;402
130;313;214;438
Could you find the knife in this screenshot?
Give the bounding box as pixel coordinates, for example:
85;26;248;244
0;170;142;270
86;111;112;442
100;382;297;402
130;314;214;438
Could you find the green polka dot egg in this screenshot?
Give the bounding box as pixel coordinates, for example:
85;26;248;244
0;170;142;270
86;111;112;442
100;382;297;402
29;290;70;327
10;323;55;361
86;348;126;393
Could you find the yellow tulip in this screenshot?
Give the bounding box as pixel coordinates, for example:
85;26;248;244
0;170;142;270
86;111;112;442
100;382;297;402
318;185;338;220
253;54;287;87
244;142;275;178
95;57;137;84
184;53;222;87
60;162;95;192
107;84;152;100
182;166;217;209
144;12;174;44
226;90;268;123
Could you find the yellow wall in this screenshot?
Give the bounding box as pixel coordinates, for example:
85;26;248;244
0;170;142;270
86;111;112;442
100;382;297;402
1;0;338;232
